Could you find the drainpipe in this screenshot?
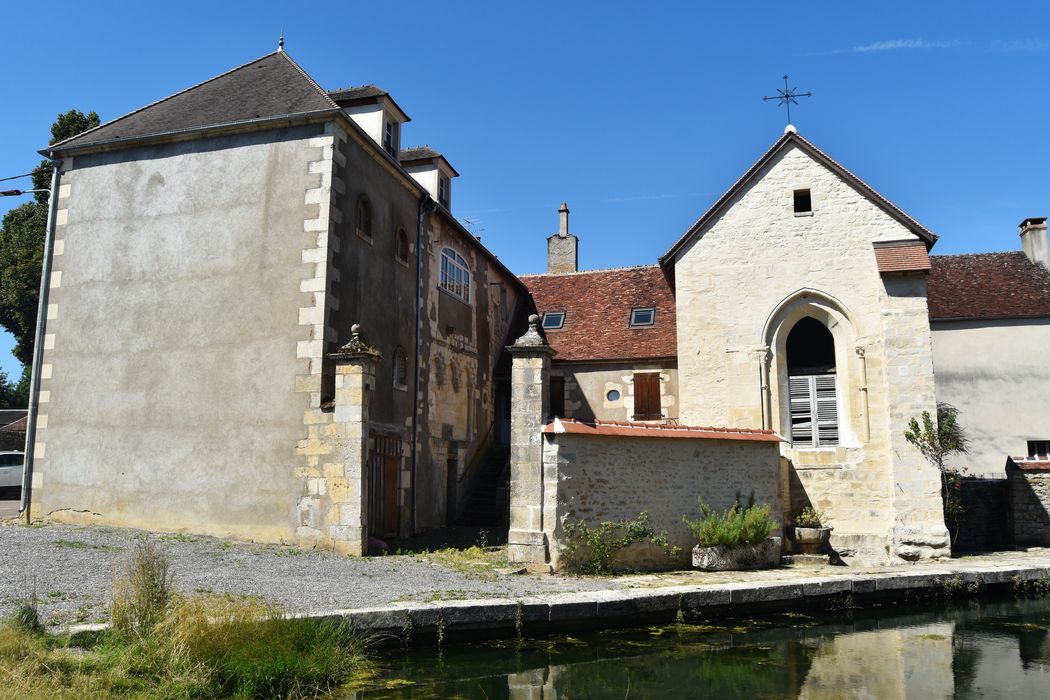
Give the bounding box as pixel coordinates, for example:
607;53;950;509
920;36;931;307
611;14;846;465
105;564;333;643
20;160;62;521
411;194;436;533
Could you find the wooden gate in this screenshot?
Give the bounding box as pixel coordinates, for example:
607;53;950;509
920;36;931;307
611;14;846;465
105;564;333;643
368;432;402;539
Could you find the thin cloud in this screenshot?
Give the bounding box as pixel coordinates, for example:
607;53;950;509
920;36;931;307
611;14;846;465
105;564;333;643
989;39;1050;52
851;38;962;53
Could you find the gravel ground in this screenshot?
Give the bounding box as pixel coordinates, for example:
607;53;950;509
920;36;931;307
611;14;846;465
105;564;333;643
0;521;607;629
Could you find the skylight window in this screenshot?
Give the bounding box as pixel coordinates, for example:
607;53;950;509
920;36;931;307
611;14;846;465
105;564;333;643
793;189;812;214
630;308;655;327
542;312;565;330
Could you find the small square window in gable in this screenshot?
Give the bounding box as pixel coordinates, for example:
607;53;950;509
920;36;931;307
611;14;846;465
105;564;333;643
793;189;813;215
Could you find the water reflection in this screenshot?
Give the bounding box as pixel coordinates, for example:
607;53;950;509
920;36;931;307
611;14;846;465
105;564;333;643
351;597;1050;699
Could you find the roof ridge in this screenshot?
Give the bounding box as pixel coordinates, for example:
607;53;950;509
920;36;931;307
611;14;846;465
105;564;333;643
520;263;660;278
49;51;285;151
278;51;340;110
931;251;1025;259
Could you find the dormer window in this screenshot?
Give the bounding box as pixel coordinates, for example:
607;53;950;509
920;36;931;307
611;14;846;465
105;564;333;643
383;119;399;157
630;307;655;327
542;312;565;330
794;189;812;215
401;147;459;213
438;175;451;209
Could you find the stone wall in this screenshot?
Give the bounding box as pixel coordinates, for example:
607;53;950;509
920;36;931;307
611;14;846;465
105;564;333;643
1008;463;1050;546
552;361;678;422
543;431;783;571
670;141;948;562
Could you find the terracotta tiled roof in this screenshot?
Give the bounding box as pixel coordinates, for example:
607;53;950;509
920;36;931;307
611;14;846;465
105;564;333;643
928;253;1050;320
873;242;931;273
0;416;27;433
520;265;677;362
543;417;783;442
1007;457;1050;472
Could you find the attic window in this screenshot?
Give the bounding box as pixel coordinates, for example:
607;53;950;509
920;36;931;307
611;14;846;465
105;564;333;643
382;120;399;157
793;189;812;215
630;308;655;327
542;312;565;330
438;175;451;209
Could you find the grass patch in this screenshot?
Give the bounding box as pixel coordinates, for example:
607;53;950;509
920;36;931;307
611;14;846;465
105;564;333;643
0;540;373;697
51;539;121;552
423;545;506;580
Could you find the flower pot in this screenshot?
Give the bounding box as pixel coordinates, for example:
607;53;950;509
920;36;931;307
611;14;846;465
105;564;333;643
792;526;832;555
691;537;782;571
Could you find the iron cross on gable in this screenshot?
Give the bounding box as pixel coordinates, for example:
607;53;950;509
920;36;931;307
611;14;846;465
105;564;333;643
763;75;812;126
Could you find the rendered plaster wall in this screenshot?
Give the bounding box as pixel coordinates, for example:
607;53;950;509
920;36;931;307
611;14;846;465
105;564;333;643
931;318;1050;474
34;124;328;542
542;433;783;570
551;362;678;422
672;143;948;562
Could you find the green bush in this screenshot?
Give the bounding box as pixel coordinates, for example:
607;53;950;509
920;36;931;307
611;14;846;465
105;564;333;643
563;511;681;575
684;493;777;548
791;506;827;528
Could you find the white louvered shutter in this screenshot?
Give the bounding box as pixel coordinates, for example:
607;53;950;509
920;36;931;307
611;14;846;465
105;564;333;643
789;374;839;447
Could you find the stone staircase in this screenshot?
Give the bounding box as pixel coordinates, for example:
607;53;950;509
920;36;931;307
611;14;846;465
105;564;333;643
455;445;510;528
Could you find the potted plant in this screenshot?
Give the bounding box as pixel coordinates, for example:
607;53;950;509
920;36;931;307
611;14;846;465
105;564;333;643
683;493;781;571
791;507;832;554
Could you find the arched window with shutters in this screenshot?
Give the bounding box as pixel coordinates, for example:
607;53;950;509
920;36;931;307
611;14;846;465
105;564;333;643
393;346;408;390
786;317;838;447
356;196;373;241
439;247;470;303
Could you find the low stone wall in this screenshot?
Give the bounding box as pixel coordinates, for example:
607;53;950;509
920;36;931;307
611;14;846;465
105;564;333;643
542;432;783;571
1008;462;1050;546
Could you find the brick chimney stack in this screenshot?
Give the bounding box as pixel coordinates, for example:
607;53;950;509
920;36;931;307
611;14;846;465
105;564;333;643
1020;217;1049;269
546;202;579;274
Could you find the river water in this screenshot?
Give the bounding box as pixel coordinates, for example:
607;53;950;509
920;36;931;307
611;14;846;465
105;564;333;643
351;596;1050;698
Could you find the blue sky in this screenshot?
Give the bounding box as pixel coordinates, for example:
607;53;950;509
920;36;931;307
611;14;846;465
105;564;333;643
1;1;1048;379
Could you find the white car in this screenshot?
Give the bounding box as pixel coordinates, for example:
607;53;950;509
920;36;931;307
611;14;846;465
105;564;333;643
0;451;24;496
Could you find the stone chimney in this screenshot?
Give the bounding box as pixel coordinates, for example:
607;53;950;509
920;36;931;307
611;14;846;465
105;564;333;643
1020;217;1049;269
546;202;579;274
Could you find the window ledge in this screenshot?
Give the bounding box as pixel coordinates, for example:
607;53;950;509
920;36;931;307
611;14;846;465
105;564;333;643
356;232;374;245
794;211;814;218
437;286;471;306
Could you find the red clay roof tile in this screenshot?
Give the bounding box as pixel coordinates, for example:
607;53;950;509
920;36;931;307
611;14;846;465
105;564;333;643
874;243;932;273
520;265;677;362
543;417;783;442
928;253;1050;320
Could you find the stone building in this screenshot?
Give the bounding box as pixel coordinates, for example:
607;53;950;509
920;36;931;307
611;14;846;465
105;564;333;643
27;50;525;554
22;49;1050;564
517;129;1049;564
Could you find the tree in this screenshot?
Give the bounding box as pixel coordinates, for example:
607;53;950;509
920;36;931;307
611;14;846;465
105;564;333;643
0;368;28;409
904;403;970;545
0;109;99;396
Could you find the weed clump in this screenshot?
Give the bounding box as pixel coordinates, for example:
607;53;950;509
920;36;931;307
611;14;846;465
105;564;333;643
563;511;681;575
111;540;171;639
684;493;777;548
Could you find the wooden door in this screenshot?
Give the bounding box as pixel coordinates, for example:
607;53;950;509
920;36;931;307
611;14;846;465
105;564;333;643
368;433;402;539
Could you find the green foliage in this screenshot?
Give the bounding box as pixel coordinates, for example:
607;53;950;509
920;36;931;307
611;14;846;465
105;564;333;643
792;506;827;528
0;109;98;375
9;602;44;636
563;511;680;575
110;541;171;640
683;493;777;548
904;403;970;544
0;366;29;409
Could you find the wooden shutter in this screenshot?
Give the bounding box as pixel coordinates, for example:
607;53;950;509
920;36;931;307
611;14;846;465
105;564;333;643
632;373;661;420
789;374;838;447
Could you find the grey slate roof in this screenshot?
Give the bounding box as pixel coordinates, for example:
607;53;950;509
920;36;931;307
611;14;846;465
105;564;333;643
399;146;443;161
328;85;388;102
50;52;340;153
